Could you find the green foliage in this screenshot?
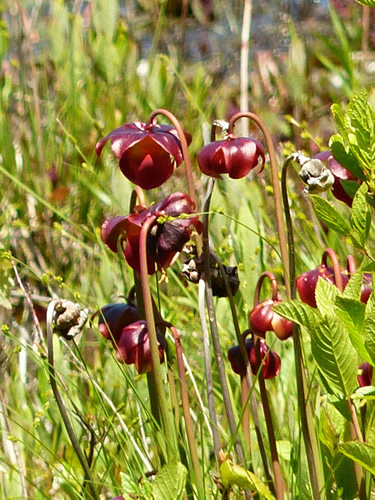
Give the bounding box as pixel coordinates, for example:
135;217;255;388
356;0;375;6
220;460;275;499
339;442;375;475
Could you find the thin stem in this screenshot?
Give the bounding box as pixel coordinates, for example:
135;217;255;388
169;325;204;493
145;110;197;217
198;278;221;461
240;376;251;451
139;215;178;461
46;300;100;500
239;0;252;136
228;112;290;297
202;178;246;464
321;248;343;292
253;276;285;499
209;251;274;488
281;157;325;500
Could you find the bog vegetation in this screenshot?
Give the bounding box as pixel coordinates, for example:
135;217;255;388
1;1;375;499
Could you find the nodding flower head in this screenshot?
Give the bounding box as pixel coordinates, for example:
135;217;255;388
228;335;281;379
357;362;373;388
115;320;165;374
198;135;265;180
98;302;139;343
101;192;202;274
96;120;192;190
249;299;293;341
296;264;349;308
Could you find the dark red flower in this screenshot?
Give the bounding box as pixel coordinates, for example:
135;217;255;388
115;320;164;374
361;273;372;304
249;299;293;341
314;151;361;207
228;337;281;379
296;265;349;308
101;192;202;274
98;303;138;342
357;362;373;387
198;136;265;179
96;121;192;189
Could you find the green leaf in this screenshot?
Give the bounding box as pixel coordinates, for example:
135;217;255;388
343;272;363;300
351;386;375;399
311;196;351;235
329;135;364;180
339;442;375;475
364;314;375;365
315;277;340;317
310;316;358;398
356;0;375;5
334;296;370;362
151;463;187;500
348;183;371;249
220;460;275;499
272;300;318;329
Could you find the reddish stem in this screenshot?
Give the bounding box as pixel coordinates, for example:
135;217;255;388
321;248;343;292
253;271;279;305
347;255;357;276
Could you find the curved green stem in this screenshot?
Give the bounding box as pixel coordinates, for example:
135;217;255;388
281;157;325;500
228;112;290;297
46;300;99;500
139;216;178;461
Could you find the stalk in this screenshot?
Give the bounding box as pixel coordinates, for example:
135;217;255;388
46;300;99;500
281;158;325;499
202;178;246;465
253;273;285;500
169;325;204;493
228;112;290;297
138;215;179;461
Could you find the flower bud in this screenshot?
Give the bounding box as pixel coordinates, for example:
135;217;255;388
98;303;139;342
357;362;373;387
228;337;281;379
249;299;293;340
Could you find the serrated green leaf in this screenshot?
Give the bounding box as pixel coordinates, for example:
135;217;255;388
311;196;351;235
343;273;363;300
331;104;347;139
339;442;375;475
151;463;187;500
351;386;375;399
272;300;319;329
310;316;358;397
364;314;375;365
329;135;364;179
315;277;340;317
220;460;275;499
334;296;370;362
356;0;375;5
349;183;371;249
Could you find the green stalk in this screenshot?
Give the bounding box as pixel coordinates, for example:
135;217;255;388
138;215;178;462
281;158;325;499
46;300;99;500
169;325;204;494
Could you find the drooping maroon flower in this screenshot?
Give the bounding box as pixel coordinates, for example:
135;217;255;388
198;136;265;179
228;337;281;379
296;265;349;308
98;302;139;342
96;121;192;190
314;150;362;207
357;362;373;387
101;192;202;274
115;320;164;374
249;299;293;341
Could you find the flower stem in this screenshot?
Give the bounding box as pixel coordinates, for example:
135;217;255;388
253;275;285;500
209;252;274;486
46;300;100;500
139;216;179;462
169;325;205;494
202;178;246;464
228;112;290;297
281;158;325;500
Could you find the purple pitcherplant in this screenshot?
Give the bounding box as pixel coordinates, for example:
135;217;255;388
101;192;202;274
96;120;192;190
